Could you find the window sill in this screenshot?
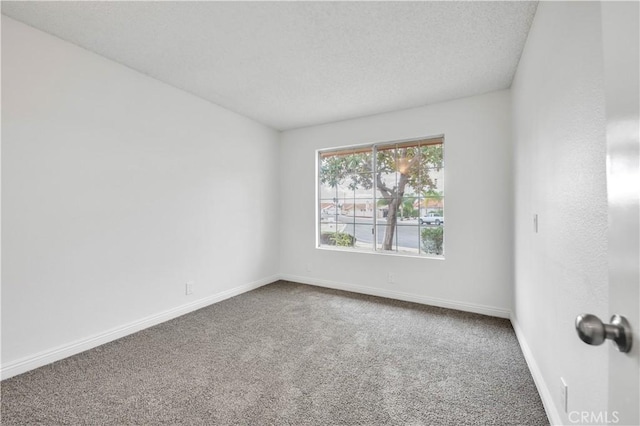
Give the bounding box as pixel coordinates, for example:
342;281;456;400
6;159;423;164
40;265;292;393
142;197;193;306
316;245;445;260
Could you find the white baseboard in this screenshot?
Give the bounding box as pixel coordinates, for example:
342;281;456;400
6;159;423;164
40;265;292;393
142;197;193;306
0;275;278;380
510;314;560;426
279;273;511;319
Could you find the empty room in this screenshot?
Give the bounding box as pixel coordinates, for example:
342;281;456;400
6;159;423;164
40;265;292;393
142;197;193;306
1;1;638;425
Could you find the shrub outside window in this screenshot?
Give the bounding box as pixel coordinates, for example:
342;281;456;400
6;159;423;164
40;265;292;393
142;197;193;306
318;136;444;257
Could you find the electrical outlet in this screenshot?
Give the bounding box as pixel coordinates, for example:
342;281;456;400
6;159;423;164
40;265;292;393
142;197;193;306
185;281;194;295
560;377;568;413
387;272;395;284
533;214;539;233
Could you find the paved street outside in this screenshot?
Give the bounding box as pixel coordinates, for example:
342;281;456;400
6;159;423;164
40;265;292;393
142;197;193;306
322;214;442;250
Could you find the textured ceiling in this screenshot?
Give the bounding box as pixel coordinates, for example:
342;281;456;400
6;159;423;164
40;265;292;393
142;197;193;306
2;1;537;131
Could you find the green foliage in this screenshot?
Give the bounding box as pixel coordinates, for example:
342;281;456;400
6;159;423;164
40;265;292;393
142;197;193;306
423;189;443;199
320;152;374;190
320;232;356;247
401;195;418;219
319;145;443;196
421;227;444;255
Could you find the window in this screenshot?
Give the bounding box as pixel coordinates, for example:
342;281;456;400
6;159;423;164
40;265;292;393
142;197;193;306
317;136;444;257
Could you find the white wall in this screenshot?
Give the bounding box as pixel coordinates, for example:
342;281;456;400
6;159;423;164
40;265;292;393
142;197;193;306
280;90;513;317
511;2;609;424
1;17;280;375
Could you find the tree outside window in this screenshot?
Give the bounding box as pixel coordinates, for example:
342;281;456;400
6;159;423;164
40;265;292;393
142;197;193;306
318;137;444;257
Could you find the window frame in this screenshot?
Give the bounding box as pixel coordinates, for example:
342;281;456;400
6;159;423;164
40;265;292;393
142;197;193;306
316;134;445;258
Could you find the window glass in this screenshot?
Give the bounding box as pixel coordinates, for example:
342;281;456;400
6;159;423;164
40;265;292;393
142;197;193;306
318;137;444;257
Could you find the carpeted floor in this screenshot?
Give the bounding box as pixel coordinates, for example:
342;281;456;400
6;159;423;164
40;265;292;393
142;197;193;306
1;280;547;425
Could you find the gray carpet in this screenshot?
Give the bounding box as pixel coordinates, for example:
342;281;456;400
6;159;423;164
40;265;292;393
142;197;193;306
1;281;547;425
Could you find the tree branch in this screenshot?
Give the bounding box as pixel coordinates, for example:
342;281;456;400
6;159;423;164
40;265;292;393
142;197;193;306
376;172;394;200
397;172;409;198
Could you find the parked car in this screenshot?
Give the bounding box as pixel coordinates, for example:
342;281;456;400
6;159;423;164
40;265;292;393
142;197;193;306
419;213;444;225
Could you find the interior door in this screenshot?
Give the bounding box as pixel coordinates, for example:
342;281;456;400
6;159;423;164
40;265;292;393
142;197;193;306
601;2;640;424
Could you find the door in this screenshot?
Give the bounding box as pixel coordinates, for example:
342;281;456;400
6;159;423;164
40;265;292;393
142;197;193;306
602;2;639;424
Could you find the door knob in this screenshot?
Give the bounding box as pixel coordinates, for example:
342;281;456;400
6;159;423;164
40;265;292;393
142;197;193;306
575;314;632;353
